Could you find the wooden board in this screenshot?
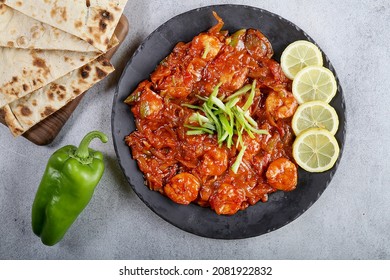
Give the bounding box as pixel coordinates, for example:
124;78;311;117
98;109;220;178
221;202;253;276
0;15;129;145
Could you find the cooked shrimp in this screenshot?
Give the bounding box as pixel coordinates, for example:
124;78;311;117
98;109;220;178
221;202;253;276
209;183;246;215
265;91;298;120
131;88;164;119
190;34;223;61
266;158;297;191
198;147;229;176
240;133;262;159
164;173;201;205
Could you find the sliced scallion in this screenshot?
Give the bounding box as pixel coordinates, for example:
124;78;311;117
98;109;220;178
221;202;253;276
189;112;212;124
182;104;204;111
219;114;233;136
186;130;207;136
226;96;240;108
225;84;252;101
210;96;227;112
203;103;222;138
183;82;269;171
195;94;208;101
242;80;257;111
202;41;211;59
184;124;214;134
218;131;229;143
231;146;247;174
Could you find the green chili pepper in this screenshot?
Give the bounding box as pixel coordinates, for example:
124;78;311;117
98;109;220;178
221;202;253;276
229;29;247;47
32;131;108;246
202;41;211;59
139;101;150;119
124;91;141;105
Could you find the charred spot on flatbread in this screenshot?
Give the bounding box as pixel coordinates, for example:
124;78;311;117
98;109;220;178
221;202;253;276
100;10;113;32
48;84;57;100
99;20;107;31
97;56;111;66
86;0;91;8
22;84;29;91
32;53;51;77
20;106;32;117
101;10;113;21
7;41;14;47
96;67;108;79
74;20;83;29
42;106;55;118
33;58;45;68
73;88;81;96
80;64;92;79
47;83;67;101
81;71;89;79
48;91;54;100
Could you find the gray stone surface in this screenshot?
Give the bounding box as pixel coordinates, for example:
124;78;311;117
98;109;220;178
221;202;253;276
0;0;389;260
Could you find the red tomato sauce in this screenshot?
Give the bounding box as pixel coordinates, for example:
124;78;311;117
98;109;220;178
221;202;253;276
125;12;298;215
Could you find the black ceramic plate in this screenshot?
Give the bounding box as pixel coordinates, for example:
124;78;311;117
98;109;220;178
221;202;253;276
112;5;346;239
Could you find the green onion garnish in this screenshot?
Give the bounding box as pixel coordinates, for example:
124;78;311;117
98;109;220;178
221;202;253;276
225;84;252;101
242;80;256;111
231;146;247;174
183;81;268;172
186;130;208;136
202;41;211;59
182;104;204;111
184;124;214;135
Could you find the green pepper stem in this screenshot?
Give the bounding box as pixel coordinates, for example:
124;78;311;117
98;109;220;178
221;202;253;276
74;131;108;159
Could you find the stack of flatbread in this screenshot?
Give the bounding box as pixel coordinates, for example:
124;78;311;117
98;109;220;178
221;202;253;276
0;0;128;137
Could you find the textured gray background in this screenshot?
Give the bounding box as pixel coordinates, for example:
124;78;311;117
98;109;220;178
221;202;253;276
1;0;389;260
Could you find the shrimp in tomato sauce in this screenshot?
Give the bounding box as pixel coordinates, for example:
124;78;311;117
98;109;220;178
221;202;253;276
125;13;299;215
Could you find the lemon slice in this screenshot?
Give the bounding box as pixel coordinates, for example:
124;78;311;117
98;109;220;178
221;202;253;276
292;66;337;104
281;40;323;80
292;101;339;136
293;128;340;172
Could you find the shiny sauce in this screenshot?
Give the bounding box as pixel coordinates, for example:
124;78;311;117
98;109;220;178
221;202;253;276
125;13;298;215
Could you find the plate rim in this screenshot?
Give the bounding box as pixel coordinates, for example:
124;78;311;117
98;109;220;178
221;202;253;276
111;4;347;239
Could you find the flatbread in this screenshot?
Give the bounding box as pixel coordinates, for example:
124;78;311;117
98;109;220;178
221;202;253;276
0;4;98;52
4;0;128;52
0;47;100;108
3;56;114;136
0;4;119;52
0;33;119;108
